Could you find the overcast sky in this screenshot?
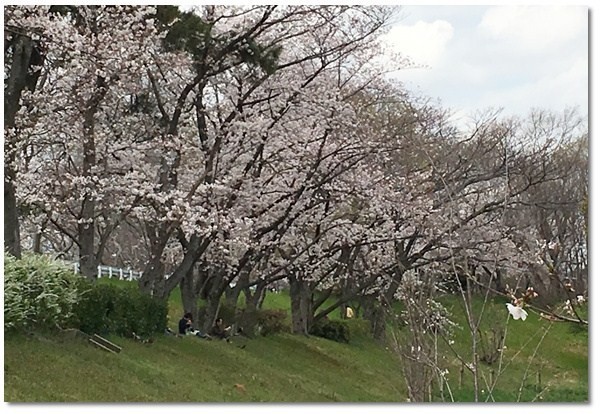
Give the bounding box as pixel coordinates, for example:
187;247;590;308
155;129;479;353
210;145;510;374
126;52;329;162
381;5;588;124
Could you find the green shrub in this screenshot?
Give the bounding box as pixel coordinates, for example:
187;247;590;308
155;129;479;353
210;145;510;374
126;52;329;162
256;308;288;336
233;307;289;337
71;282;168;338
345;318;371;339
310;319;350;343
4;253;82;332
70;282;116;335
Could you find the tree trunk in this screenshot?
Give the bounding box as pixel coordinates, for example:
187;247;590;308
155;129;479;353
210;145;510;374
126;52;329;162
224;285;239;308
77;75;109;279
180;267;199;322
4;34;38;259
4;174;21;258
78;209;96;279
139;243;167;295
362;294;387;342
32;232;43;254
244;279;267;310
255;283;268;309
140;231;211;301
163;234;212;300
225;270;249;308
201;277;228;332
384;267;406;305
289;274;312;335
495;268;503;293
202;295;220;333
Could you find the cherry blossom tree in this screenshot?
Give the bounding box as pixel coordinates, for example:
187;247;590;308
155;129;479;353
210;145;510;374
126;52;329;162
6;6;587;351
8;6;161;278
4;5;48;258
126;6;399;325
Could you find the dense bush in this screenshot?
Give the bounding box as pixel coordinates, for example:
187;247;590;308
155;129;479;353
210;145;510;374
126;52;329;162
230;307;289;337
345;318;371;338
310;319;350;343
4;253;83;332
256;309;289;336
71;282;168;338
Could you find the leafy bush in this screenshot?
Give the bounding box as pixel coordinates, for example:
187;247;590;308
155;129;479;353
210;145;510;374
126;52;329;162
310;319;350;343
70;283;117;335
256;309;288;336
4;253;83;332
71;282;168;338
345;318;371;339
232;307;289;337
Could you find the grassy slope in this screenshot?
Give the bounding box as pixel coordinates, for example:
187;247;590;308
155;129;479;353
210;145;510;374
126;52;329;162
3;284;588;402
437;296;588;402
4;329;404;402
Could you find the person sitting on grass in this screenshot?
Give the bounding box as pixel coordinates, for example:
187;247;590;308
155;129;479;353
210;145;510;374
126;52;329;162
210;318;232;341
178;312;211;339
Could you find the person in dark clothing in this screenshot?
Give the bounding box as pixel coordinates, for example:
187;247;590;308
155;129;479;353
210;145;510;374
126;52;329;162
178;312;211;339
210;318;232;340
178;312;193;335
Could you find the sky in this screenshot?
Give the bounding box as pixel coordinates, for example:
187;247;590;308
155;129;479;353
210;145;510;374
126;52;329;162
381;5;588;124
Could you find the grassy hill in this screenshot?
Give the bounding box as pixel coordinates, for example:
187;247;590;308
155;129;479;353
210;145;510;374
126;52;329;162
4;286;588;402
4;325;404;402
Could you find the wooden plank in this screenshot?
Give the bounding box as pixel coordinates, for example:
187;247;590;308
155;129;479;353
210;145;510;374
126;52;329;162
89;338;117;354
92;334;122;353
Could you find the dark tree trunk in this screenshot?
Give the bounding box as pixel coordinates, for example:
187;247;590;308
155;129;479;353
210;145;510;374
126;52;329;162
140;230;211;301
77;75;109;279
139;243;167;295
163;234;212;300
4;175;21;258
78;127;96;279
232;282;269;337
255;283;268;309
494;268;503;293
32;232;43;254
361;294;387;342
201;276;228;332
180;267;199;322
202;294;221;333
4;34;39;259
224;284;239;308
78;208;96;279
225;270;249;308
384;267;406;305
289;274;312;335
244;279;267;310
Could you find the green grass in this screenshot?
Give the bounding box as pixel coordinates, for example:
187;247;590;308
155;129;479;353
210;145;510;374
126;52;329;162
4;284;588;402
4;330;405;402
408;295;589;402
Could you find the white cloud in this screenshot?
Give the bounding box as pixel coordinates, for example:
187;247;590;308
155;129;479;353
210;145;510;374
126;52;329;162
475;57;588;116
387;5;588;121
478;6;587;53
382;20;454;67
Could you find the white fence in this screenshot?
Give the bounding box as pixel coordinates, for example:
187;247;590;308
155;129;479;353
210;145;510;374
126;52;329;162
71;262;143;281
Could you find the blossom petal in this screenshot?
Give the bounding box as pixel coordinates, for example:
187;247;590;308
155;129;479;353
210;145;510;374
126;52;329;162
506;303;527;321
519;308;528;320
